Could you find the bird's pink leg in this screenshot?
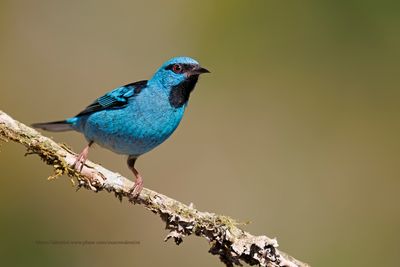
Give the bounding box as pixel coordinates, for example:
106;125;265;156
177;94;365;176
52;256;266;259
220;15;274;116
127;156;143;199
130;168;144;198
73;141;93;172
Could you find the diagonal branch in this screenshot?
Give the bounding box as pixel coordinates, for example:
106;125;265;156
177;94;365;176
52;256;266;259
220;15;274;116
0;110;309;267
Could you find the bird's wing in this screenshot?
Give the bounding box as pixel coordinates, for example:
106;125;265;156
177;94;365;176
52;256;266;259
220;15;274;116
75;80;148;117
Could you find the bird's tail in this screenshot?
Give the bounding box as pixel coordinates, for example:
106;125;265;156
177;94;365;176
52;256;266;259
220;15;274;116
32;120;73;132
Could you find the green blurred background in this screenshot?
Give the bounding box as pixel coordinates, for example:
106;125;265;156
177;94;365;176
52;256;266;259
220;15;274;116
1;1;399;266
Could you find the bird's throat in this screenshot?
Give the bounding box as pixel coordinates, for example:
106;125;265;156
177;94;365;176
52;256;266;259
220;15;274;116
168;75;199;108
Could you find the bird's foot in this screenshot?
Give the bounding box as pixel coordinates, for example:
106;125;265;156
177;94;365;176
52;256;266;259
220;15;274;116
128;171;143;201
72;143;91;172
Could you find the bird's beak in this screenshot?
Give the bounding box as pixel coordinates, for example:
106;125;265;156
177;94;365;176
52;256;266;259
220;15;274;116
189;66;210;76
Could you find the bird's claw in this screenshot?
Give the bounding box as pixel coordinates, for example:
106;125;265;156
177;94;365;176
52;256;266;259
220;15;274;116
128;177;143;201
72;142;92;173
72;154;86;172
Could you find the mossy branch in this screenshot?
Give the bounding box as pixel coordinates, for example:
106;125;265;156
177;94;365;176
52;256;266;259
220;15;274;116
0;110;309;267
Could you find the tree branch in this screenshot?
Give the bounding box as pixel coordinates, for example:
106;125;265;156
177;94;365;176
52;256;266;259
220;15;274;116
0;110;309;267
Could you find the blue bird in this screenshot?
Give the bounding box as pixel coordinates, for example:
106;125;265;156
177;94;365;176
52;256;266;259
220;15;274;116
33;57;209;198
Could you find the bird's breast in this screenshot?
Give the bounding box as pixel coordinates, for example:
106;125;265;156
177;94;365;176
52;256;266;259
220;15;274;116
130;101;185;140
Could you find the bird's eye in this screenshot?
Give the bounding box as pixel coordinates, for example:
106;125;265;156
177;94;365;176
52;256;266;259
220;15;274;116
172;64;183;74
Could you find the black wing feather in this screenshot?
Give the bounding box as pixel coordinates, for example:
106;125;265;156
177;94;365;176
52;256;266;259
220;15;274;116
75;80;148;117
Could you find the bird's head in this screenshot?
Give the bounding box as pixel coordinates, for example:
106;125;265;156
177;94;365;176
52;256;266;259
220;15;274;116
151;57;210;108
